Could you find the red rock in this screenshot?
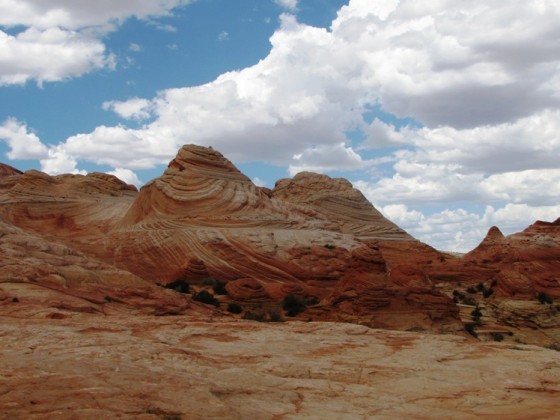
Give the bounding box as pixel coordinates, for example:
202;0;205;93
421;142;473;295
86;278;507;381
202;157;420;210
0;146;559;343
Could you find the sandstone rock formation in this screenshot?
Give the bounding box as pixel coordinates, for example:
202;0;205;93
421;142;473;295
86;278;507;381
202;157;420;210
0;162;22;178
0;144;558;344
0;315;558;419
1;144;559;418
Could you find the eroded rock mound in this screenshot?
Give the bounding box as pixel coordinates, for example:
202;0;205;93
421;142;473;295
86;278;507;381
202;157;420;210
1;145;558;343
273;172;412;240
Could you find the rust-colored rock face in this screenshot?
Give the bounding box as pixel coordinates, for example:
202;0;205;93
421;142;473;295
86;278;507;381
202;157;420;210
0;145;559;347
0;162;22;178
1;147;559;417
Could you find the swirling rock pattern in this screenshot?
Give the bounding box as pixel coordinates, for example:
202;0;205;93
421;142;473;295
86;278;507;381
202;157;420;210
1;145;559;342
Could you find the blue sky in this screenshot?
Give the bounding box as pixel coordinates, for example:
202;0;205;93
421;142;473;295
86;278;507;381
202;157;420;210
1;0;560;252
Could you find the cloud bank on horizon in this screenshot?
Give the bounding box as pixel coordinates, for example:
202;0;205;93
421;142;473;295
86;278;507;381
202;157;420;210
1;0;559;252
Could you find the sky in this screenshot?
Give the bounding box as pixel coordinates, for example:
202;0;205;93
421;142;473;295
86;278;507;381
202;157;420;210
1;0;559;253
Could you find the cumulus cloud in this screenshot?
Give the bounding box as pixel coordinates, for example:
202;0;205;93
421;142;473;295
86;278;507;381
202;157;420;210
40;147;85;175
289;143;370;176
107;168;142;187
3;0;560;251
0;0;193;31
0;0;192;85
0;118;48;159
274;0;298;11
0;28;112;85
102;98;153;121
60;0;560;172
380;203;560;253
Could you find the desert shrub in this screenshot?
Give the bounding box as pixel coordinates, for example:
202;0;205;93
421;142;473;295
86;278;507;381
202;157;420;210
466;286;477;294
476;282;485;292
483;288;494;298
282;294;307;317
202;277;216;286
471;307;482;322
538;292;554;304
242;311;264;322
192;290;219;307
462;296;478;306
242;309;284;323
227;302;243;314
212;280;228;295
324;244;336;250
305;296;320;306
465;323;478;338
267;309;284;322
162;279;190;294
491;332;504;342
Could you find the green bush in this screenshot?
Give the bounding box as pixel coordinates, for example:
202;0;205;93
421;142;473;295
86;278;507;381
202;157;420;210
483;288;494;298
192;290;219;307
212;281;228;295
242;311;264;322
227;303;243;314
465;323;478;338
163;279;190;294
538;292;554;304
282;294;307;317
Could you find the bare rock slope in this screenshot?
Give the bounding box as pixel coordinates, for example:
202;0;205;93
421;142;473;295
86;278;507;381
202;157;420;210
1;315;558;419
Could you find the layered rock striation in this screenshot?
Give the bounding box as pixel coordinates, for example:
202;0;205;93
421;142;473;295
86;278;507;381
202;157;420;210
0;144;558;342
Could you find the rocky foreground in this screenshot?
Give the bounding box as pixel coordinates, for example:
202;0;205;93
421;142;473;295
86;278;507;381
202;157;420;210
1;314;559;419
0;145;559;418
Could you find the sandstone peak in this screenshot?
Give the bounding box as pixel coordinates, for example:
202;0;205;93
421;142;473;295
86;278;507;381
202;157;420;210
484;225;505;242
0;162;22;179
273;170;412;240
165;144;251;183
120;144;279;225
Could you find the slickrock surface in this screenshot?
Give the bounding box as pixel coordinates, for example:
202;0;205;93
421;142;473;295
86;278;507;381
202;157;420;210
1;315;559;419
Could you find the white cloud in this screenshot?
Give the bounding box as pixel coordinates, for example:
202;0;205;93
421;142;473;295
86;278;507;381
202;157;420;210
0;27;112;86
0;0;193;31
102;98;153;121
252;177;267;188
380;203;560;253
274;0;298;11
0;118;48;159
0;0;193;85
40;147;85;175
289;143;369;176
218;31;229;41
107;168;142;187
129;43;142;52
4;0;560;252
